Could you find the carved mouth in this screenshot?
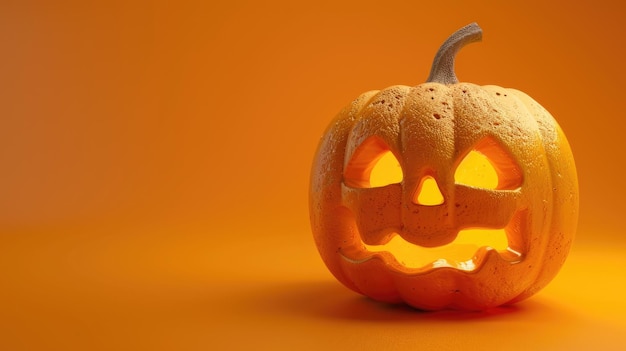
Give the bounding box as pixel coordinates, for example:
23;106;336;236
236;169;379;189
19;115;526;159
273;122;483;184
342;214;524;272
366;228;521;270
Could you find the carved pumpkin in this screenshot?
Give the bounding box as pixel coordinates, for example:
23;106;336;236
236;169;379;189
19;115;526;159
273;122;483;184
309;23;578;310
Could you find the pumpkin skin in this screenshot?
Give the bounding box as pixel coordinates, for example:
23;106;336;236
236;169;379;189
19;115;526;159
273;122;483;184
309;24;578;310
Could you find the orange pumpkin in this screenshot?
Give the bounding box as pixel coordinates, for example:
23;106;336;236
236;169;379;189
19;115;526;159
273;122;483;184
309;23;578;310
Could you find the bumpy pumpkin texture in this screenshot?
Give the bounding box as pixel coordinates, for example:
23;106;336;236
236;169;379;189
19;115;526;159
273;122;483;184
309;23;578;310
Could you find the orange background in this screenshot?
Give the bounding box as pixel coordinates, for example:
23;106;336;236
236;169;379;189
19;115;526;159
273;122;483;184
1;0;625;350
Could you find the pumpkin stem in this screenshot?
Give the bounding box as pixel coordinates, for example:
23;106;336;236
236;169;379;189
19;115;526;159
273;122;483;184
426;23;482;84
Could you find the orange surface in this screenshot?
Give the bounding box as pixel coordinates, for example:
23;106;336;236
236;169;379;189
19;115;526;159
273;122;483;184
0;0;625;349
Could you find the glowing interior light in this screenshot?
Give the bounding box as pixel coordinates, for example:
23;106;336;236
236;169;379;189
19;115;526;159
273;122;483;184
432;259;451;268
416;176;444;205
369;151;403;187
457;259;476;271
455;150;499;189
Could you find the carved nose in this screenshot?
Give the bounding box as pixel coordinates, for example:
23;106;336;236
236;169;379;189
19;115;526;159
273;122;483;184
413;176;444;206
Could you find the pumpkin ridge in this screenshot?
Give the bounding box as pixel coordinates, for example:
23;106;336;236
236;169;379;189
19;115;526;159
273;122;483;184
497;88;557;303
505;90;577;303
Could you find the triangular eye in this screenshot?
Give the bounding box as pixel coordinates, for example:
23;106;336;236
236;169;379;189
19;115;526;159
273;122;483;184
344;137;403;188
454;150;499;189
454;137;522;190
370;152;403;187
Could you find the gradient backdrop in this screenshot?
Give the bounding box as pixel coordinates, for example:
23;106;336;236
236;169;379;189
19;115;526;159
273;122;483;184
1;0;625;350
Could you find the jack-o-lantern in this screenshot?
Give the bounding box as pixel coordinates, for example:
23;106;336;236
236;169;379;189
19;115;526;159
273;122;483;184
309;23;578;310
